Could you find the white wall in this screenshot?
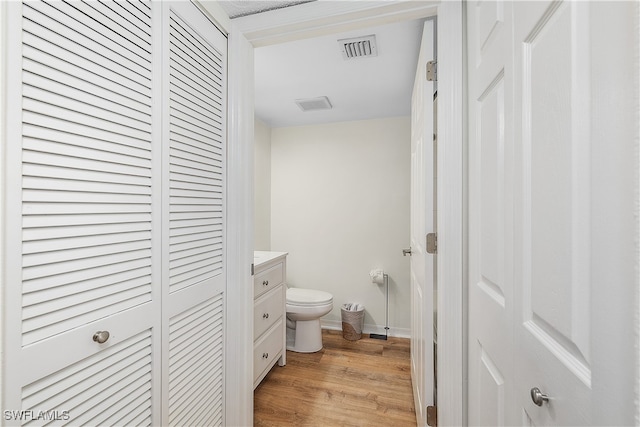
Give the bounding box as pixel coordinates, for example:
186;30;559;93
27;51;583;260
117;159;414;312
254;118;271;250
270;117;411;335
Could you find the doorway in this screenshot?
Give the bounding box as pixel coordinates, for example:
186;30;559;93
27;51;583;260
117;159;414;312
252;18;424;340
225;2;465;426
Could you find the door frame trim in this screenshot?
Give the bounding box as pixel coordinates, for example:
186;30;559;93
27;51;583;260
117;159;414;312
217;1;466;425
435;3;465;426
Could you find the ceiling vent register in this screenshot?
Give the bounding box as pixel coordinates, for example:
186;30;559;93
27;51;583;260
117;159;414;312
295;96;332;112
338;35;378;60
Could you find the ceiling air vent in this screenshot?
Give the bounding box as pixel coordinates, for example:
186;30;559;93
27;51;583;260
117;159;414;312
338;35;378;60
295;96;332;112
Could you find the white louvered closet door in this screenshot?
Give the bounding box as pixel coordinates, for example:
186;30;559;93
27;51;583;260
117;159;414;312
3;1;227;426
4;1;162;425
161;3;227;426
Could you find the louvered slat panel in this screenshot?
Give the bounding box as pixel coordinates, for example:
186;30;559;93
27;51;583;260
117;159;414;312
22;221;151;240
23;60;150;118
23;212;150;225
21;0;154;346
23;228;151;254
170;95;223;131
22;148;151;180
170;172;222;189
170;146;223;169
23;258;151;295
23;85;150;133
169;20;222;72
82;1;151;45
23;116;151;154
23;163;151;187
114;1;152;31
21;10;151;92
22;330;153;426
170;163;222;183
169;123;222;154
169;27;222;93
22;42;149;108
170;107;222;140
170;140;221;165
24;2;151;77
168;10;224;294
170;83;223;125
23;100;151;142
169;295;224;427
22;270;151;311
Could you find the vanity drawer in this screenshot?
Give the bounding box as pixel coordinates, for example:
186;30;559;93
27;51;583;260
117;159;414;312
254;285;284;340
253;319;283;384
254;262;283;298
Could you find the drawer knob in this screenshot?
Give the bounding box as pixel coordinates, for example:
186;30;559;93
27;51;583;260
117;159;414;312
263;313;269;319
262;280;269;286
262;352;269;359
92;331;110;344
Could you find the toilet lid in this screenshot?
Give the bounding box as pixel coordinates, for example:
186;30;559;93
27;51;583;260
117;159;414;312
286;288;333;306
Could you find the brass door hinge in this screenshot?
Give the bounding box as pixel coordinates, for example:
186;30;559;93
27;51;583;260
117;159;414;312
426;60;437;81
427;405;438;426
426;233;437;254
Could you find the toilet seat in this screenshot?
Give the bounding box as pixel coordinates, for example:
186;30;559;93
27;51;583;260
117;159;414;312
286;288;333;307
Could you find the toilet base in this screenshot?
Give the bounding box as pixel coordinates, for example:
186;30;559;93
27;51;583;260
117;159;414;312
286;318;323;353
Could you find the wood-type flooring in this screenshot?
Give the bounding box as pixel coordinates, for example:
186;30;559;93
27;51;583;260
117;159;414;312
254;329;417;426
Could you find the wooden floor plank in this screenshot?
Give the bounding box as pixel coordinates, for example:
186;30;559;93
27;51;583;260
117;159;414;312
254;330;416;426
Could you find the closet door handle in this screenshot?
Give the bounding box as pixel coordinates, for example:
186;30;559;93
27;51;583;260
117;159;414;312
262;280;269;286
263;313;269;319
92;331;110;344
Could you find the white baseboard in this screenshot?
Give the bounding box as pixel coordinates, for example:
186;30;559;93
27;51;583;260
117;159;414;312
321;319;411;339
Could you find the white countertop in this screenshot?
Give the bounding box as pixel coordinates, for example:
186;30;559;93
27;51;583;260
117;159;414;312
254;251;288;269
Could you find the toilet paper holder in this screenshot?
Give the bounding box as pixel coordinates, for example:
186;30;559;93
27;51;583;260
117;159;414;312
369;269;389;340
369;268;385;285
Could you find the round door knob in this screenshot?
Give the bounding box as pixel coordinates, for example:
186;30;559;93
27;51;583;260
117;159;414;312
92;331;110;344
530;387;549;406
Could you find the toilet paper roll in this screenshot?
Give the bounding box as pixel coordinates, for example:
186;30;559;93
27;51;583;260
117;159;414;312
369;269;385;285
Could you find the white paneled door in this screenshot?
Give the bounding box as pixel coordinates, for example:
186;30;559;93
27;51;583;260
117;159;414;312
468;1;637;425
410;19;436;427
467;1;515;423
3;1;227;425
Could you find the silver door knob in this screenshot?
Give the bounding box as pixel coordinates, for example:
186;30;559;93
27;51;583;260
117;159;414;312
92;331;110;344
530;387;549;406
402;248;412;256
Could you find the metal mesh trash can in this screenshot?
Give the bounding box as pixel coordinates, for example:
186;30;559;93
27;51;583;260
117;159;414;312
341;304;364;341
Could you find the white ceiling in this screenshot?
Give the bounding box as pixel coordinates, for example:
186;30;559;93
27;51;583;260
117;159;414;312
254;18;426;128
218;0;313;18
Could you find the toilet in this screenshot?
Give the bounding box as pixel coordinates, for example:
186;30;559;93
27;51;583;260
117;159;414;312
286;288;333;353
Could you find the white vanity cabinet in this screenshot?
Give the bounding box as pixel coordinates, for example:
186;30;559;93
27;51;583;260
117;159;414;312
253;251;287;388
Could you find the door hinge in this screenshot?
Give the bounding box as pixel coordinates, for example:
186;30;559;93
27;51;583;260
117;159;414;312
427;405;438;426
251;263;254;276
426;233;437;254
426;60;437;81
